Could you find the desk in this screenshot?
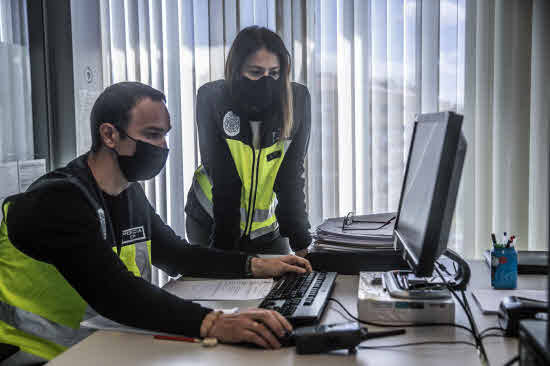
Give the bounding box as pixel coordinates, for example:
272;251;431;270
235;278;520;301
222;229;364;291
47;261;547;366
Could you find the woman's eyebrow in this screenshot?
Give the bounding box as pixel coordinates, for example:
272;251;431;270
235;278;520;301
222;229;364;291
246;65;280;70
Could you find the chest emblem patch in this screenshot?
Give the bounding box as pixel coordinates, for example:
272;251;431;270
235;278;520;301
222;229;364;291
122;226;146;244
223;111;240;136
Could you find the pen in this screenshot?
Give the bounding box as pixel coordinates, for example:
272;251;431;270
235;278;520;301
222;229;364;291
507;235;516;248
154;335;218;347
491;233;497;246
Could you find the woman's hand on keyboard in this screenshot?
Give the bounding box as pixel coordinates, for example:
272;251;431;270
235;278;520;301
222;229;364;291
251;255;313;278
207;309;292;349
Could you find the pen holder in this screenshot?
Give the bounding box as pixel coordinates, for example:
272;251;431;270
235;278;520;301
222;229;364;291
490;246;517;289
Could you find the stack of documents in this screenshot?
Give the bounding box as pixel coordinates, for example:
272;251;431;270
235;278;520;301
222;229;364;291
313;212;396;252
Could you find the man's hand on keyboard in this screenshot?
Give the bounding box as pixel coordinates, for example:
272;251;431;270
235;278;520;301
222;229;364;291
207;309;292;349
251;255;312;278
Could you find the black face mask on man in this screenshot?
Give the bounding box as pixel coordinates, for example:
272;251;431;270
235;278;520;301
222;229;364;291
113;129;169;182
232;75;281;121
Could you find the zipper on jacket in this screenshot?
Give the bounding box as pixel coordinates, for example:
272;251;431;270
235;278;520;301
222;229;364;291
243;146;256;236
248;147;262;236
244;146;263;237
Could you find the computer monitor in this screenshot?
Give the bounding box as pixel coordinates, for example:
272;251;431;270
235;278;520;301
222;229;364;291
393;111;466;278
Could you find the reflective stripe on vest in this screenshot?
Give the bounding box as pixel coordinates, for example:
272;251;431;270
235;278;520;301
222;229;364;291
113;240;152;283
193;139;291;240
0;301;94;349
0;201;152;361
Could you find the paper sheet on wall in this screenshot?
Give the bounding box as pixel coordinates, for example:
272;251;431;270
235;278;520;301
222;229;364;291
18;159;45;192
163;278;275;300
0;162;19;204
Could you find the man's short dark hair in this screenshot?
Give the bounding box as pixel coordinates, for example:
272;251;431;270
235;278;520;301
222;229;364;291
90;81;166;152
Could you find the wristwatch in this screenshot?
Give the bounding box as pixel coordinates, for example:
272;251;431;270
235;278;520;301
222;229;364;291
244;255;258;278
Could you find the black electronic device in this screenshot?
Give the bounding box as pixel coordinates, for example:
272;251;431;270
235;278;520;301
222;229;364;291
519;320;550;365
293;322;363;354
393;111;467;278
259;271;337;325
290;322;406;355
306;248;409;274
382;112;470;301
497;296;548;336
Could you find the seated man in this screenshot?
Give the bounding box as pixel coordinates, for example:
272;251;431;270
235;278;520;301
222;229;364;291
0;82;312;365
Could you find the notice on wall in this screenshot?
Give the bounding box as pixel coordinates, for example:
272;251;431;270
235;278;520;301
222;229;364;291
0;162;19;204
18;159;46;193
77;89;101;155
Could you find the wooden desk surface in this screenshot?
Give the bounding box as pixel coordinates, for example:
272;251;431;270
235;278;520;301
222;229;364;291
47;261;547;366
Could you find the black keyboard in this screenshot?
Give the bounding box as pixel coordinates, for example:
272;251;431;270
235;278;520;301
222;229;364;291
259;271;337;325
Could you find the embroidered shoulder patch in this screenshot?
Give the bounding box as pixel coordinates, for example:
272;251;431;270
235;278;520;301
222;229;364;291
223;111;240;137
122;226;146;244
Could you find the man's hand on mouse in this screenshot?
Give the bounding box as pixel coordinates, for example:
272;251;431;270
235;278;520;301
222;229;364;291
251;255;312;278
206;309;292;349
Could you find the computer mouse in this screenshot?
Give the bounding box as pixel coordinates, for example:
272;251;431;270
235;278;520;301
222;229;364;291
497;296;548;336
279;331;296;347
237;331;295;349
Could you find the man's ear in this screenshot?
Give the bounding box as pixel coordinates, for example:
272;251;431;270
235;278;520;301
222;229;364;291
99;123;119;149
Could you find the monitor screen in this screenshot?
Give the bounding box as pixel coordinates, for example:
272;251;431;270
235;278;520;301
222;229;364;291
393;111;466;277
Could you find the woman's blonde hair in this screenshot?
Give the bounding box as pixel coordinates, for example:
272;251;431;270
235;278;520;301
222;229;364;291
225;26;293;140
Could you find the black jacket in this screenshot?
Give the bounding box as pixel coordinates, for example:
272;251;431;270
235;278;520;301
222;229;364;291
6;154;249;337
185;80;312;251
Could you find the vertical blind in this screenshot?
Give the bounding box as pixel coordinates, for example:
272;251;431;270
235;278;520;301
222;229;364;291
98;0;549;280
99;0;468;256
0;0;33;164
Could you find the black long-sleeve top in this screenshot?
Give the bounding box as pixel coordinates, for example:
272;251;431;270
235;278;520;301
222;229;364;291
185;80;312;251
6;155;249;337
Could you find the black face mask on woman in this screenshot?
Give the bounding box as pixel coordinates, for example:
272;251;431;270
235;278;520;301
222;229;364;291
232;75;281;121
113;129;169;182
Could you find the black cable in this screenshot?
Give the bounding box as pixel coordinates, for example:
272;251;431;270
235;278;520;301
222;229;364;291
480;333;506;340
434;267;482;347
479;326;504;337
461;290;482;341
437;261;454;277
327;298;475;336
433;266;489;365
460;288;491;361
503;355;519;366
358;340;477;349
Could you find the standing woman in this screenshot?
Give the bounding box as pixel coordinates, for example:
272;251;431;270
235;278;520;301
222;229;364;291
185;26;311;256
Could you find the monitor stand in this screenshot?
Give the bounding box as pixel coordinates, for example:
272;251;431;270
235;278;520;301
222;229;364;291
383;249;471;300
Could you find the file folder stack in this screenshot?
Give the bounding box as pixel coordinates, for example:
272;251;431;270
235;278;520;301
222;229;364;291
313;212;395;251
307;212;409;274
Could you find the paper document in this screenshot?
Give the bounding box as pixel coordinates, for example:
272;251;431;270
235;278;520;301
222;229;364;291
0;162;19;203
471;289;548;314
81;308;239;336
81;315;168;336
163;278;274;300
